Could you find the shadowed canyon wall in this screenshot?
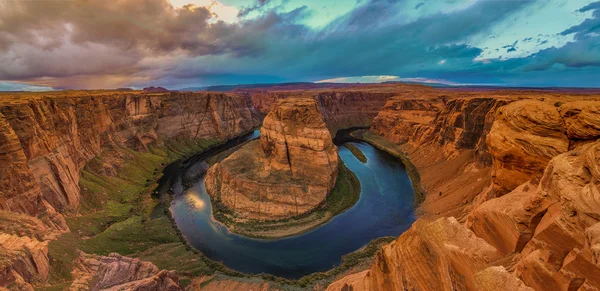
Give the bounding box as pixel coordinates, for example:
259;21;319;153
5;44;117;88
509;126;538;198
0;91;261;290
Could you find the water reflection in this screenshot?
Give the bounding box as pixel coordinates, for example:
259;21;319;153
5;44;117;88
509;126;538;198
169;131;416;279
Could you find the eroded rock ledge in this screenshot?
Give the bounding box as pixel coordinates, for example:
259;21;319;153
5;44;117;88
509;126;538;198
329;93;600;291
206;97;339;220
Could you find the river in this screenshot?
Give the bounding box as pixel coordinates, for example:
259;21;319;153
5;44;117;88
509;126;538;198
168;129;415;279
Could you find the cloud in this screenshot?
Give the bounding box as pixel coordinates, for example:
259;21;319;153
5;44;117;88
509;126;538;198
238;0;273;17
0;0;599;89
0;81;54;92
316;75;399;83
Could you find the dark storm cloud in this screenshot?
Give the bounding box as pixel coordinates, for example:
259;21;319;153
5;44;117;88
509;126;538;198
520;1;600;71
1;0;599;89
237;0;274;17
160;0;529;84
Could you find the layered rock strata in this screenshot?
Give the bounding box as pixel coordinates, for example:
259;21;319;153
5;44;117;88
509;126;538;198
329;93;600;291
487;100;570;194
327;217;504;291
206;97;338;220
69;252;182;291
0;91;260;289
247;90;394;133
0;91;258;225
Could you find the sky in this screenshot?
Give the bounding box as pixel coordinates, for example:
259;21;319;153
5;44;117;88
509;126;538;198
0;0;599;90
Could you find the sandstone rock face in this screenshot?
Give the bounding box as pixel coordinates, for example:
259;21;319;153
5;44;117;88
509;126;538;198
559;101;600;141
327;217;500;291
371;96;509;164
468;141;600;290
248;91;393;133
466;181;551;255
0;91;259;289
0;233;49;291
475;266;534;291
206;97;338;220
70;252;182;291
0;92;258;223
369;94;511;218
371;97;443;144
328;94;600;291
260;98;338;186
487;100;569;194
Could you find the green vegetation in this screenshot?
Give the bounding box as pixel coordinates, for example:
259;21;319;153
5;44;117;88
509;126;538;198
210;160;361;239
344;143;367;163
45;138;220;288
351;129;426;205
293;236;395;287
43;130;393;290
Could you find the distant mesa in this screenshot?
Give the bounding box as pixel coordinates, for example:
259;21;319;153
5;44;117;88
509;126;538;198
142;86;169;92
205;97;339;220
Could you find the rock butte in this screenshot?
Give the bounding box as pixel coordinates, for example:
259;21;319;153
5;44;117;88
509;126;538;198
206;97;339;220
1;84;600;290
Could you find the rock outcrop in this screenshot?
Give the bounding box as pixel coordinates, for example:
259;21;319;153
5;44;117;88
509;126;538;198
327;217;502;291
206;97;338;220
70;252;182;291
0;91;260;289
0;91;258;225
0;234;49;291
329;93;600;291
247;90;393;133
487;100;570;194
559;101;600;142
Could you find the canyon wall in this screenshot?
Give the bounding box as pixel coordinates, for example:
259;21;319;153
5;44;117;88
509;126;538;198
0;91;260;289
206;97;339;220
0;91;259;220
329;93;600;291
371;95;511;165
247;90;394;132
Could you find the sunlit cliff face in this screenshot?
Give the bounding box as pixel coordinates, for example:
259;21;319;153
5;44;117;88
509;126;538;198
0;0;599;90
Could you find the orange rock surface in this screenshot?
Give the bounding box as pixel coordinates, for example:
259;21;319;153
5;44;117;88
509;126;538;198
0;90;260;289
327;217;501;291
206;97;338;220
70;252;182;291
329;90;600;291
247;89;394;132
487;100;569;194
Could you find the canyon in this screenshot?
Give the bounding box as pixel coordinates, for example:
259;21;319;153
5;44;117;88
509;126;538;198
1;84;600;290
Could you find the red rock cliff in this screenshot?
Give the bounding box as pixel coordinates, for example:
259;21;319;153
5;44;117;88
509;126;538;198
248;90;393;132
205;97;338;220
0;91;260;289
329;91;600;291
